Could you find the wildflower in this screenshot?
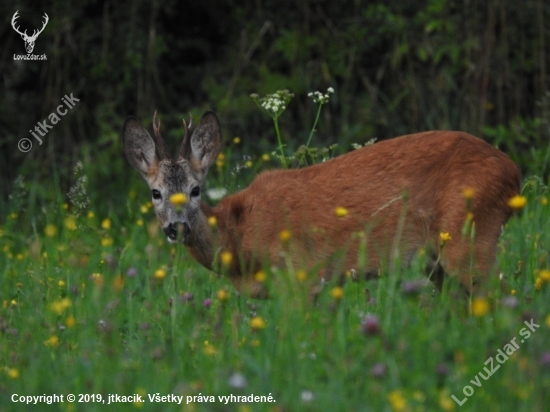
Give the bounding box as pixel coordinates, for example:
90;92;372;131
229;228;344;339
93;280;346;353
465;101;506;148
245;160;253;168
462;187;475;199
10;300;17;307
58;280;65;287
16;253;23;260
208;216;217;227
254;270;267;282
203;298;212;308
91;273;104;287
471;296;490;317
169;193;187;206
279;229;291;242
511;289;516;295
112;276;125;291
44;335;60;348
540;352;550;367
203;341;217;355
541;197;548;206
535;277;543;290
48;297;71;315
545;314;550;328
233;137;241;144
538;269;550;282
217;289;229;301
370;363;386;378
301;391;314;402
308;87;334;104
44;224;57;237
250;316;266;330
331;286;344;300
87;211;95;218
154;268;166;280
140;205;149;214
65;315;76;328
335;206;348;217
136;219;143;226
361;314;380;335
64;216;77;230
220;251;233;267
296;269;307;282
438;389;455;411
206;188;227;200
101;237;113;247
101;218;111;230
6;368;19;379
508;195;527;209
439;232;451;243
228;372;247;389
262;154;270;161
387;390;406;411
126;267;137;278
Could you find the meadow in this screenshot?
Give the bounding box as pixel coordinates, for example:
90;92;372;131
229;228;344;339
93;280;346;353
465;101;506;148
1;101;550;412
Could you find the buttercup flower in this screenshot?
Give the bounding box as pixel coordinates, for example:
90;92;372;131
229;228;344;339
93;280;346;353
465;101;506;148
508;195;527;209
169;193;187;206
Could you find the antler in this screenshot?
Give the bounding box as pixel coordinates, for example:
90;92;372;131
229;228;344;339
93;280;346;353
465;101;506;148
29;13;49;41
152;111;169;160
179;113;193;159
11;11;27;37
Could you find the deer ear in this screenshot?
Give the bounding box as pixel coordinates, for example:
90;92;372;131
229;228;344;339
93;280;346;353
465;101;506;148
189;111;222;176
123;117;159;178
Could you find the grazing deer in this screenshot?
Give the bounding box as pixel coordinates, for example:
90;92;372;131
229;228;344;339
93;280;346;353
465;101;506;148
123;111;521;297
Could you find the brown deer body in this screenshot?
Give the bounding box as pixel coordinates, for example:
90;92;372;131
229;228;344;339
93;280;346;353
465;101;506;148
123;111;521;297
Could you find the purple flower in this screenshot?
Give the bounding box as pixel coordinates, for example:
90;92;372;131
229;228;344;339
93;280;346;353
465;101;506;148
361;314;380;336
370;362;386;378
126;267;137;278
540;352;550;367
203;298;212;309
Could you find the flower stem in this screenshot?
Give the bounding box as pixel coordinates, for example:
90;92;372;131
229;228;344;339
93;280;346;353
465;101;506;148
306;103;324;148
273;116;287;168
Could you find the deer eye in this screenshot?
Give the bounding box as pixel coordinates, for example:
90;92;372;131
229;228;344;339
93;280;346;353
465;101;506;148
190;186;200;198
152;189;162;200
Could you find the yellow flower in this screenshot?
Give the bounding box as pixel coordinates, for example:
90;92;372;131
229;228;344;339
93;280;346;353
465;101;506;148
508;195;527;210
233;137;241;144
331;286;344;300
64;216;77;230
140;205;149;214
101;218;111;230
10;299;17;307
262;154;270;161
538;269;550;282
217;289;229;301
16;253;23;260
101;237;113;247
217;153;225;160
208;216;217;227
535;277;543;290
44;335;60;348
471;297;489;317
136;219;143;226
439;232;452;243
112;276;125;291
221;251;233;266
251;339;260;347
6;368;19;379
58;280;65;287
541;197;548;206
296;269;307;282
545;314;550;328
387;390;406;412
245;160;253;168
87;211;95;219
44;224;57;237
254;270;267;282
49;298;72;315
511;289;516;295
91;273;104;287
279;229;291;242
154;269;166;280
335;206;348;217
462;187;475;200
65;315;76;328
438;389;455;411
203;341;217;355
169;193;187;206
249;316;266;330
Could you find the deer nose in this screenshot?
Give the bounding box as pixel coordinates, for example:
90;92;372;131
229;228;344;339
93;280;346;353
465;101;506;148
163;223;178;241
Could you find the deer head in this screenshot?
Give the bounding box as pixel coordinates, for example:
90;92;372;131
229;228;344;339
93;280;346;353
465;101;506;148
12;11;49;54
123;111;221;243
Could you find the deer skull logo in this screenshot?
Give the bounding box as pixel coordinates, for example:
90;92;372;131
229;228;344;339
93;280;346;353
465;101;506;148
11;11;49;54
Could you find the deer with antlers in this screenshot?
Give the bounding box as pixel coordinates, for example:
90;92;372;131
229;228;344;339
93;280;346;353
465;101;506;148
123;111;521;298
11;11;49;54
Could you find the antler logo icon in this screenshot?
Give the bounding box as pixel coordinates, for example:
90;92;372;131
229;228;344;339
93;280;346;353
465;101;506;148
11;11;49;54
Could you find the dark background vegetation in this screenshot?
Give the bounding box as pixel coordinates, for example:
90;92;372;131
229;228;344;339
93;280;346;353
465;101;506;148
1;0;549;217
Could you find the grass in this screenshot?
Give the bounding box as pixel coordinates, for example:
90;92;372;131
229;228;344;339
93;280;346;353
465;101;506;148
1;146;550;412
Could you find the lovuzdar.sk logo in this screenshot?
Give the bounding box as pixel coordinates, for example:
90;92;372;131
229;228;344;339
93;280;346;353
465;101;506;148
12;10;48;61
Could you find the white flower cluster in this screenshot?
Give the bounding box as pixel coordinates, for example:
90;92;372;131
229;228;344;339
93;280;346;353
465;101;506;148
308;87;334;104
261;96;286;113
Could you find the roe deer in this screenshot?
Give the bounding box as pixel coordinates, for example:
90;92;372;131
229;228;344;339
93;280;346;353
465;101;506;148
123;111;521;297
